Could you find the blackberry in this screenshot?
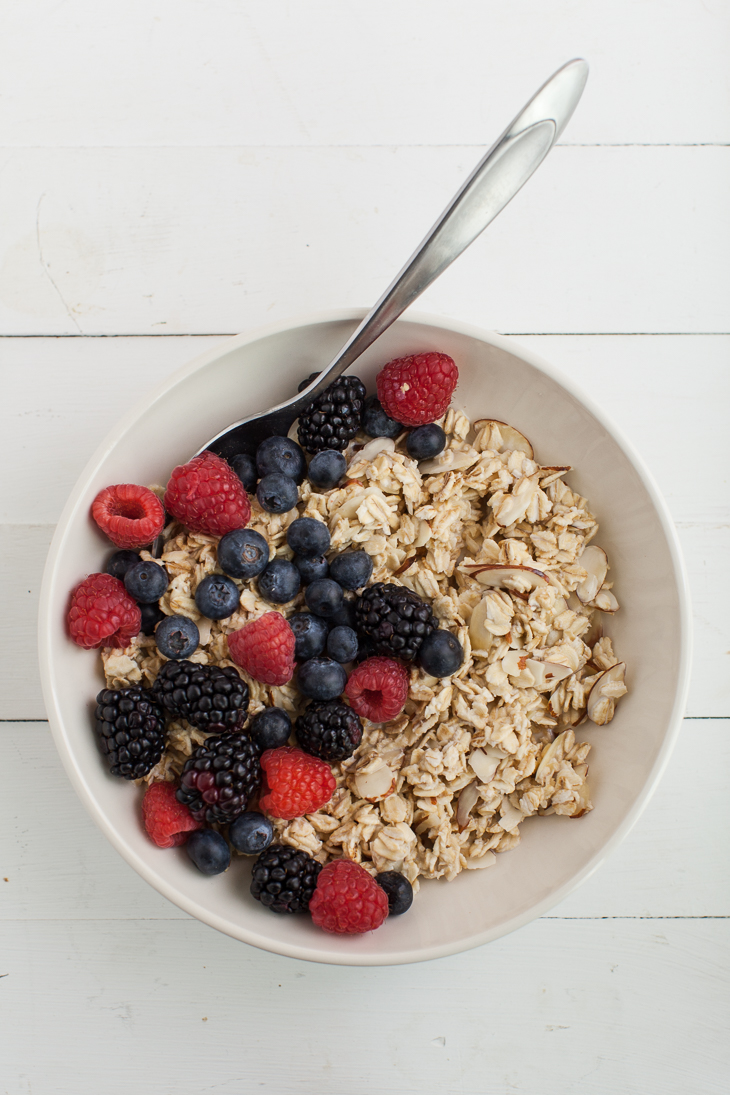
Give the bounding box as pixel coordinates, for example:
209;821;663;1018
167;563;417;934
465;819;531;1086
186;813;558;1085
295;699;363;762
250;844;322;914
152;659;249;734
94;686;166;780
176;732;261;823
297;375;366;454
355;582;438;661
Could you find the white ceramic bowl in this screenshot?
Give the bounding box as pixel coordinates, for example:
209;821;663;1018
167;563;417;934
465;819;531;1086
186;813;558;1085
39;309;691;966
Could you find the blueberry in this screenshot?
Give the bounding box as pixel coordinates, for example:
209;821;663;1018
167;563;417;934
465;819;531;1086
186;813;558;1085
308;449;347;490
256;436;306;483
305;578;344;619
288;613;329;660
406;423;447;461
328;598;357;631
258;559;301;604
326;626;359;663
297;370;321;393
230;453;257;493
298;657;348;701
329;550;373;591
105;549;141;581
374;871;413;915
416;629;464;678
229;811;274;856
294;554;329;584
139;601;165;636
247;706;292;751
155;614;199;659
286;517;331;558
186;829;231;875
217;528;270;580
194;573;240;620
124;560;169;604
256;473;299;514
362;394;402;439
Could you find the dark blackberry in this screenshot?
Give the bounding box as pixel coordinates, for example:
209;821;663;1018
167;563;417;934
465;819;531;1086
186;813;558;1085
176;732;261;823
297;375;366;454
355;582;438;661
151;660;249;734
94;686;166;780
250;844;322;914
295;699;363;762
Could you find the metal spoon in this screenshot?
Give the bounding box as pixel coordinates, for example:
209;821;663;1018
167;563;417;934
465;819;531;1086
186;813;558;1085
205;58;588;461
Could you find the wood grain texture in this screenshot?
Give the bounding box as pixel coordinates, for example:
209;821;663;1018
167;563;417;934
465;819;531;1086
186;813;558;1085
2;0;729;147
1;147;728;336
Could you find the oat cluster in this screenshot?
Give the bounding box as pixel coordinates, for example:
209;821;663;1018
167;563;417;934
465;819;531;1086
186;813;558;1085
101;410;628;890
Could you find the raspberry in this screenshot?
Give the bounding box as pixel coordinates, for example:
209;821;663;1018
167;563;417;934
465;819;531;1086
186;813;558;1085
310;860;389;934
227;612;296;686
67;573;141;649
344;656;409;722
142;781;203;848
164;450;251;536
91;484;166;550
259;746;336;820
376;352;458;426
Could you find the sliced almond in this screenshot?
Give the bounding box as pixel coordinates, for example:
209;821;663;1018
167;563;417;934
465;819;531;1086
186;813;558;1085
526;659;574;691
468;591;513;645
587;662;627;725
494;475;540;527
354;761;396;802
463;563;549;592
498;800;524;832
576;545;609;604
501;648;529;676
349;436;396;467
468;749;500;784
473;419;534;459
336;485;389;521
535;729;571;782
456;781;480;831
419;447;480;474
592;588;619;613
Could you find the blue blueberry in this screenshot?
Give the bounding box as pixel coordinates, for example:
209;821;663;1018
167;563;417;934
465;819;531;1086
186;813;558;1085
139;601;165;636
194;573;240;620
186;829;231;875
329;599;357;631
247;707;292;751
288;613;329;660
416;629;464;677
374;871;413;914
256;473;299;514
256;436;306;483
298;657;348;701
286;517;330;558
217;528;270;580
326;626;359;663
105;549;140;581
406;423;447;461
124;560;169;603
329;550;373;591
230;453;257;493
362;395;402;439
258;558;301;604
229;811;275;856
294;554;329;584
305;578;344;619
308;449;347;490
155;614;199;659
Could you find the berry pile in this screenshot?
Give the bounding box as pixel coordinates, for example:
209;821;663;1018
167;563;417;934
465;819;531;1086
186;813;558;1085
68;346;465;937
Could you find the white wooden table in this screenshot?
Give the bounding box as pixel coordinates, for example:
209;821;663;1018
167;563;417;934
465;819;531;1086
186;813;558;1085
2;4;728;1092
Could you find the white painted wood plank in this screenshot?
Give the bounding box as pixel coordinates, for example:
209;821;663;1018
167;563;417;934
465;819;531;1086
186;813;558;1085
0;918;727;1095
2;1;730;147
2;720;727;922
1;147;728;336
3;334;727;525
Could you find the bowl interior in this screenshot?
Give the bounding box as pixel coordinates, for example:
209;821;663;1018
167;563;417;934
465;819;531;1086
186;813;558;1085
40;311;690;965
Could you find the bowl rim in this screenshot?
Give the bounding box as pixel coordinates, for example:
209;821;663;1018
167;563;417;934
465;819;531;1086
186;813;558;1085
38;307;693;966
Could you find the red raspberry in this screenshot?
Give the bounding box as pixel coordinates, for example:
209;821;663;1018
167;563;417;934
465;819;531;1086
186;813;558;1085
376;352;458;426
67;573;141;649
259;746;336;820
310;860;389;934
91;484;165;550
164;450;251;537
142;781;203;848
345;656;409;722
227;612;295;686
